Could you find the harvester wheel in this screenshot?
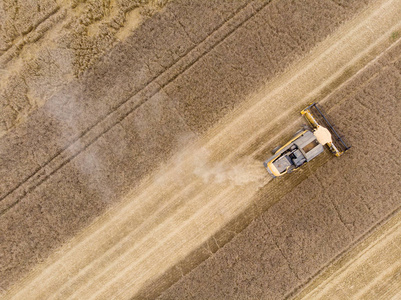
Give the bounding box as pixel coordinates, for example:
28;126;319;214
302;124;311;131
272;145;282;154
287;165;296;174
293;128;305;137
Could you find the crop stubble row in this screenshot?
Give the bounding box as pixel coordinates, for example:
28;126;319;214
0;0;250;291
0;0;374;294
6;0;398;298
158;36;401;300
0;0;175;135
295;208;401;299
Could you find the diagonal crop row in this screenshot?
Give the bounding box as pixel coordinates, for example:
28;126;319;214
0;0;273;216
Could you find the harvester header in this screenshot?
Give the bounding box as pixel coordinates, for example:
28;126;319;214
301;103;350;156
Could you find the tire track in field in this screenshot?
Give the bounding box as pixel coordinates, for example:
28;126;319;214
293;207;401;300
0;0;271;216
0;0;89;66
156;37;401;300
141;6;401;298
4;0;401;299
0;6;63;65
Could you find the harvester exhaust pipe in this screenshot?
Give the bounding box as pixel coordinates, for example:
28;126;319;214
301;103;351;157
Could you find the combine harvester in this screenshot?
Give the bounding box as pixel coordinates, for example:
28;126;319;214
264;103;350;178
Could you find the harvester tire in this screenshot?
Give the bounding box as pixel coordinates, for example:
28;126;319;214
272;145;282;154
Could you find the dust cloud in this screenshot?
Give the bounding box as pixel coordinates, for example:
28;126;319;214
193;148;269;187
153;141;270;191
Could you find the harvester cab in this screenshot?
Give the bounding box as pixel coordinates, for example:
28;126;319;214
264;102;350;178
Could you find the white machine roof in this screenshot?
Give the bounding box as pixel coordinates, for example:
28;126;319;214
313;125;333;145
